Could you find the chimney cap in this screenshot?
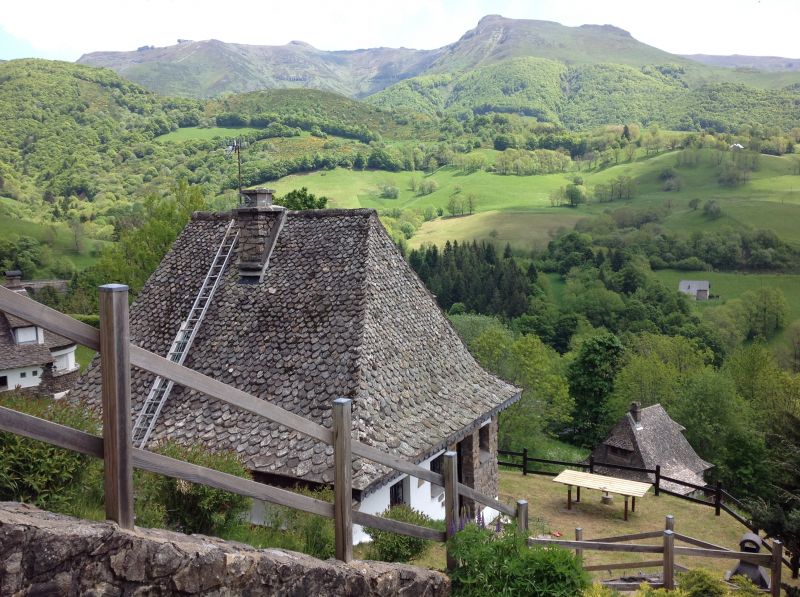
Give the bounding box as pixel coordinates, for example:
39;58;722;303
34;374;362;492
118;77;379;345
241;188;275;208
630;401;642;422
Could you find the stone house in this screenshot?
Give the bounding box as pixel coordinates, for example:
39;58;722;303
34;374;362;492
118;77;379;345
73;190;520;541
589;402;712;495
678;280;710;300
1;277;80;398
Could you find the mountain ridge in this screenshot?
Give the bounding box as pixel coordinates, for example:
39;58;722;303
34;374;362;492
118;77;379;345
79;15;774;99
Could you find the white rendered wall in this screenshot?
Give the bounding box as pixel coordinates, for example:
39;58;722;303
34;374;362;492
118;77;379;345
0;366;43;390
51;346;77;372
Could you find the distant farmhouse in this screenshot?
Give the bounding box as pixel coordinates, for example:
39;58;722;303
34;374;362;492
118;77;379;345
73;190;520;541
1;271;80;397
678;279;710;301
590;402;712;495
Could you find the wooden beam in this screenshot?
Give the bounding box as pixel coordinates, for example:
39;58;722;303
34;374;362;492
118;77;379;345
663;530;675;590
771;539;783;596
352;511;445;542
130;345;333;446
457;482;515;517
665;514;674;531
672;546;772;565
333;398;352;563
0;286;100;350
444;451;459;571
133;448;334;517
0;406;103;458
527;538;663;553
586;530;663;543
99;284;133;530
583;560;663;572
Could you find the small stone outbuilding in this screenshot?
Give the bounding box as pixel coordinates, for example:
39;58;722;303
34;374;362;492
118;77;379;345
73;190;519;540
590;402;712;495
678;280;710;300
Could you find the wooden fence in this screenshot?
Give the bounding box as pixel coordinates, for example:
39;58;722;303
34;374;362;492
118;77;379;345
530;515;784;595
499;448;800;579
0;285;528;566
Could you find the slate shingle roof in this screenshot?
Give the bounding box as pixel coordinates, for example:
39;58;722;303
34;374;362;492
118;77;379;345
0;312;54;370
73;209;519;493
593;404;712;495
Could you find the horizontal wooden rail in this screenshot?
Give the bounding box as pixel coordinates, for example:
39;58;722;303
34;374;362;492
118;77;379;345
673;533;729;552
719;503;757;531
586;530;663;543
457;483;516;517
659;488;713;506
352;511;446;542
528;538;663;554
0;287;100;350
0;406;334;518
672;546;772;565
497;449;524;458
593;460;656;474
583;560;663;572
497;460;522;468
659;475;710;492
0;405;104;457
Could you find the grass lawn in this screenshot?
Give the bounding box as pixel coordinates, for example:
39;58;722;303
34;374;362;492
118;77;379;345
156;126;263;142
407;471;800;588
75;345;96;372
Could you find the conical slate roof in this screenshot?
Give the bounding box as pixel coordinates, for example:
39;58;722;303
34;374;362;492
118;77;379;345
73;209;519;493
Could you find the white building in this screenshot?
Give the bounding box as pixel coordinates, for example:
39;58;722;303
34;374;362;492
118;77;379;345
1;276;80;397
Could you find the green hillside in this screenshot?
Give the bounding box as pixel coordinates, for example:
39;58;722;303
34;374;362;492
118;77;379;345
369;59;800;131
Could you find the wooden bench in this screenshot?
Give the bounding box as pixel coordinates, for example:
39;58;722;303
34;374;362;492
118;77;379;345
553;469;652;521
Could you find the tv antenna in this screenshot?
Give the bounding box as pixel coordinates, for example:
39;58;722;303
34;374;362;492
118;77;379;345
225;139;247;205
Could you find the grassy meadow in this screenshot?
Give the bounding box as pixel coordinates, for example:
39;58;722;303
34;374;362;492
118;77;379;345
272;149;800;250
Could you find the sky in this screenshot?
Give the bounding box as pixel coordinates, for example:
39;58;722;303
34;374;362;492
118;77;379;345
1;0;798;61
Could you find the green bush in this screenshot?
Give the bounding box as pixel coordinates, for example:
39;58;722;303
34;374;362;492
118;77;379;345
677;569;729;597
0;393;99;510
135;441;251;535
264;487;335;559
365;504;434;562
448;523;589;597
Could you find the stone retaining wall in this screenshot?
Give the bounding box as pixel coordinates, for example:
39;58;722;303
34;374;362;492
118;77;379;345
0;502;450;596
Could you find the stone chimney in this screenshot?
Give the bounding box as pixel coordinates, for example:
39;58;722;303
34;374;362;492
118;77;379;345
235;189;286;283
4;270;22;289
630;401;641;423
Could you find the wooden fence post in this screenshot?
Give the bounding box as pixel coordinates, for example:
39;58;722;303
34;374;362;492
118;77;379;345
770;539;783;597
522;447;528;476
444;451;459;571
663;530;675;590
654;465;661;496
588;454;595;474
516;499;528;534
714;481;722;516
575;527;583;561
98;284;134;530
665;514;674;532
333;398;352;563
791;550;799;579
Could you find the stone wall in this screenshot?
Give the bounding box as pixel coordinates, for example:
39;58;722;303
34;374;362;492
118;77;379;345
458;416;499;516
41;364;81;395
0;502;449;596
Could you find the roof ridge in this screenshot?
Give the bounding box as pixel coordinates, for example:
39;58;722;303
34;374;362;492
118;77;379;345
190;208;378;222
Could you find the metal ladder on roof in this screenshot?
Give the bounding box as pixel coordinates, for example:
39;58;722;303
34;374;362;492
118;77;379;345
131;219;239;449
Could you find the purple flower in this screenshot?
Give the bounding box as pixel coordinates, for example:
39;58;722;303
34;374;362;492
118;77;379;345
495;516;502;534
449;520;457;536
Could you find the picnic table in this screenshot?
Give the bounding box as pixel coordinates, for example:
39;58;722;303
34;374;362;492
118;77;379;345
553;469;652;521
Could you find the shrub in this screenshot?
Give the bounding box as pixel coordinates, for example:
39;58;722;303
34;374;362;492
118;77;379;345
264;487;335;559
0;393;99;510
365;505;434;562
380;184;399;199
136;442;251;535
677;569;728;596
449;523;589;597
